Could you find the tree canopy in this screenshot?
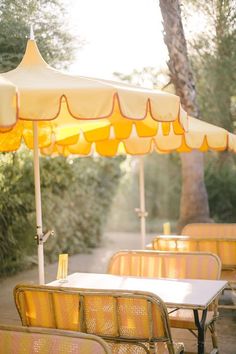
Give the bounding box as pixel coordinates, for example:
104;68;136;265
183;0;236;130
0;0;79;71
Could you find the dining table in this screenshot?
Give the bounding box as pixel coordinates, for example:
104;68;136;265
48;272;227;354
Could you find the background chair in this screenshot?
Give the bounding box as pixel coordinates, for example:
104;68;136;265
150;229;236;297
107;250;222;352
181;223;236;290
0;324;111;354
14;285;184;354
181;223;236;239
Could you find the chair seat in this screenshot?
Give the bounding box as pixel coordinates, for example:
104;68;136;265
168;309;218;330
221;269;236;281
155;341;184;354
107;341;184;354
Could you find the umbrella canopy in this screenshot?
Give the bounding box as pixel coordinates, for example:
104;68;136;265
0;37;190;284
0;75;18;130
1;39;188;141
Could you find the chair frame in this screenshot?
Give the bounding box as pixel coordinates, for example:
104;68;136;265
14;284;182;354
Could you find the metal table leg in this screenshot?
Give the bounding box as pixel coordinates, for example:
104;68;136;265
193;309;207;354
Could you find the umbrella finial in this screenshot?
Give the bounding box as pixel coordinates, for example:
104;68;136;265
18;25;47;67
30;25;35;40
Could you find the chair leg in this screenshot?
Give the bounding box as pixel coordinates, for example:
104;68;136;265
208;322;218;351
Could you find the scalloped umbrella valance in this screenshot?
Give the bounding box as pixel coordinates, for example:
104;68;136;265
39;115;236;249
40;116;236;157
0;75;18;130
0;36;190;284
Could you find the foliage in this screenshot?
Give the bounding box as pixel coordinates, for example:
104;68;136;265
144;154;181;221
107;154;181;233
108;152;236;232
113;66;176;99
114;67;171;90
0;152;35;275
181;1;236;222
183;0;236;131
41;156;124;262
205;153;236;222
0;151;123;276
0;0;80;71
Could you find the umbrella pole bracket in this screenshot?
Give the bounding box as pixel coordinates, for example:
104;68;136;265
135;208;148;218
35;229;55;245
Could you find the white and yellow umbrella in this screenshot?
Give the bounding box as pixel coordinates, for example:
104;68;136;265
0;34;189;284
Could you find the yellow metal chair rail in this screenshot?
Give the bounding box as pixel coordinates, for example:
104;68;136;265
0;324;111;354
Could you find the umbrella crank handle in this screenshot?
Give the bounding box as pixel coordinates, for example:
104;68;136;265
42;230;55;243
35;230;55;244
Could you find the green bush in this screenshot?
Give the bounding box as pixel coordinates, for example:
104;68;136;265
42;156;124;262
0;153;35;275
205;154;236;222
0;151;123;276
144;153;181;222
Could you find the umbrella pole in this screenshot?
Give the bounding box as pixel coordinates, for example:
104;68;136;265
33;121;45;284
138;156;147;249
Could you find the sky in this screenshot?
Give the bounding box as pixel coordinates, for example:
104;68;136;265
66;0;168;80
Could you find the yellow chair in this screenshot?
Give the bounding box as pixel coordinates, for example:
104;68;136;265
151;229;236;294
181;223;236;239
0;324;111;354
14;285;184;354
107;250;222;352
181;223;236;279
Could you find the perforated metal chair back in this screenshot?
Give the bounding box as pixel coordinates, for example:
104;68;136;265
181;223;236;238
107;250;221;280
181;223;236;268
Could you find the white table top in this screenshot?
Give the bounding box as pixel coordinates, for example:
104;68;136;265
48;272;227;310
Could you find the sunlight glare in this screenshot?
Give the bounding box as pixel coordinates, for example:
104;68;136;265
66;0;168;79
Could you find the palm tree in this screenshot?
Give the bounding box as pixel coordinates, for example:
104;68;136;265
159;0;210;229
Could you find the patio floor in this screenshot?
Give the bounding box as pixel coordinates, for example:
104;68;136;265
0;231;235;353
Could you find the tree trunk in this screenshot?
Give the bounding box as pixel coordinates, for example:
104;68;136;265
159;0;211;230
